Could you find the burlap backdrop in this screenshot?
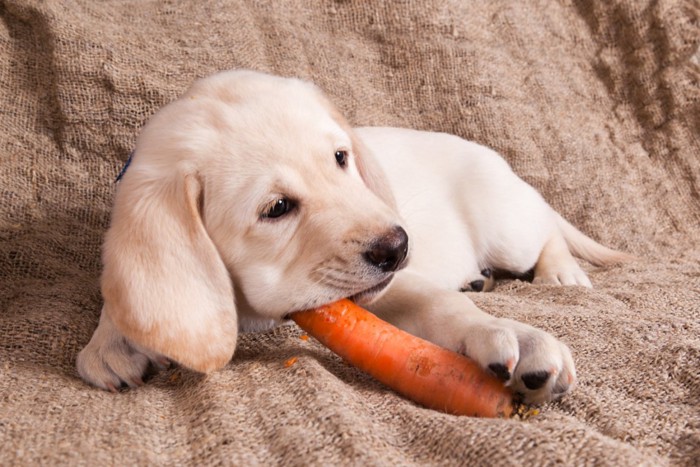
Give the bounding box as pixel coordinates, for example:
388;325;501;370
1;0;698;465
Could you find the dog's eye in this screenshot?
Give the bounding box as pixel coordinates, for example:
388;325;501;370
335;150;348;168
262;198;295;219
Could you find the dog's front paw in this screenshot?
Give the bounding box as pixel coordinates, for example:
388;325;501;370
459;319;576;404
76;313;167;391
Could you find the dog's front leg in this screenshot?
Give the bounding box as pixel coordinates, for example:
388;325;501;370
76;308;169;391
367;271;576;403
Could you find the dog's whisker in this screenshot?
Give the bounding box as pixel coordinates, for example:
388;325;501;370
331;255;350;266
317;269;358;284
314;261;360;280
311;264;365;292
314;275;356;291
309;268;349;290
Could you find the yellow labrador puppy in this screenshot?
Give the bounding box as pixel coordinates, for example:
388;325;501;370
77;70;631;403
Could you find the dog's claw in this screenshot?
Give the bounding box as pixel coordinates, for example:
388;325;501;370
128;376;145;387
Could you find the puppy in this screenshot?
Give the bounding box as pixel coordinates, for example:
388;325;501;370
77;70;631;403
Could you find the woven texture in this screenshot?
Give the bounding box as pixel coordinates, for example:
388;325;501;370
1;0;699;465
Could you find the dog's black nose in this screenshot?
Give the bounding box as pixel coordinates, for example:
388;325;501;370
364;226;409;272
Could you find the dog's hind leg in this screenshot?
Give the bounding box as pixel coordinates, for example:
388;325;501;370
533;230;592;287
460;268;496;292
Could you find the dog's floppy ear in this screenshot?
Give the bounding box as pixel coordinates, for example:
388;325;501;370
100;166;237;373
349;132;398;210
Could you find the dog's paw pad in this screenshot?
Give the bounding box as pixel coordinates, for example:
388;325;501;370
521;370;551;390
488;363;512;381
460;269;495;293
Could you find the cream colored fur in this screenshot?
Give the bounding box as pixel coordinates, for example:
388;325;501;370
77;70;632;403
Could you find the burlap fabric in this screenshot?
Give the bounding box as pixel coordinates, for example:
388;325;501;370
1;0;698;465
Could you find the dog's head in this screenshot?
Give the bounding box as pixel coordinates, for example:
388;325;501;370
101;70;408;373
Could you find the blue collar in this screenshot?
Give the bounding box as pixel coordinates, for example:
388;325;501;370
115;151;135;183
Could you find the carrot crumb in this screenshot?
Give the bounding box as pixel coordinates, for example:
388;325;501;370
513;403;540;420
168;371;181;383
284;356;298;367
300;334;309;341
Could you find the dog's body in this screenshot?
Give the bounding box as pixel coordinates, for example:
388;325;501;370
77;70;631;403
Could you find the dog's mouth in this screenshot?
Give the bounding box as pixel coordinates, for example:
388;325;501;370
283;274;395;321
349;274;394;304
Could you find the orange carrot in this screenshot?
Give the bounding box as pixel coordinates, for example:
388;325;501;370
291;299;514;418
